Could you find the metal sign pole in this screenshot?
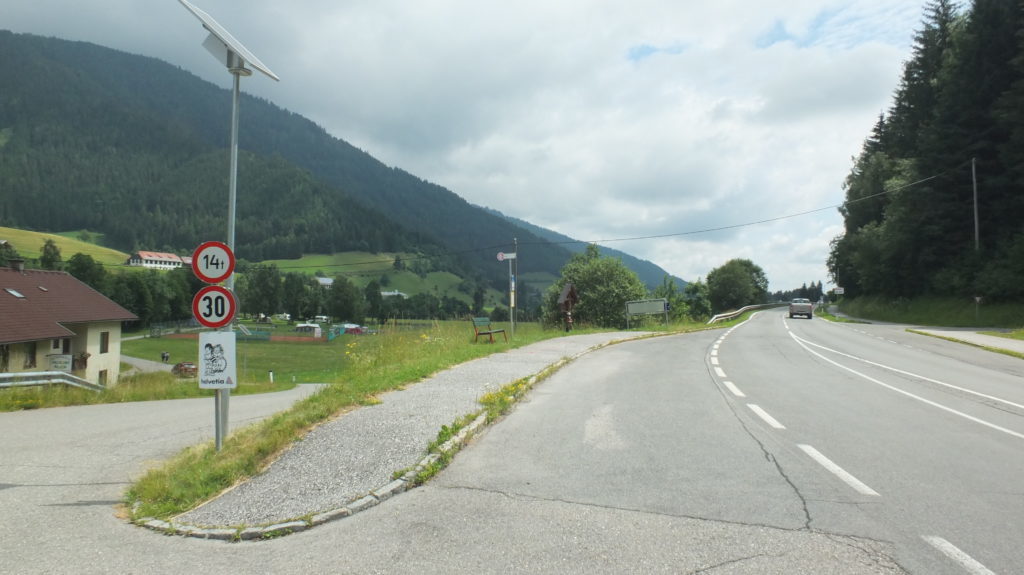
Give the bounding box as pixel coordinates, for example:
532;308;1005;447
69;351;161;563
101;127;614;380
509;247;516;333
215;62;244;451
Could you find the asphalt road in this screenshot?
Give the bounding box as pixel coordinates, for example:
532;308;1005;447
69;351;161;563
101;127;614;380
712;310;1024;574
2;313;1020;574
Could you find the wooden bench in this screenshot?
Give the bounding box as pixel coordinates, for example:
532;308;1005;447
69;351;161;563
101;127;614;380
472;317;507;343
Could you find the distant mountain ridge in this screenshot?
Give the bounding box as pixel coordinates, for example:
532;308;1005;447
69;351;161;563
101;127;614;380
487;209;687;290
0;31;685;290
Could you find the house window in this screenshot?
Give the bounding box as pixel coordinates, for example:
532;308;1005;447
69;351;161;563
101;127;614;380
98;370;108;386
52;339;61;350
24;341;37;368
100;331;110;354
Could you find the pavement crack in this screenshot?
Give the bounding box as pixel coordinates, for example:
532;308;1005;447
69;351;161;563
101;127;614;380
822;533;907;573
706;360;814;531
439;484;810;534
687;552;771;574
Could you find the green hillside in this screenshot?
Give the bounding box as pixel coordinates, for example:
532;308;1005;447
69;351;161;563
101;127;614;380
0;226;128;266
262;252;507;307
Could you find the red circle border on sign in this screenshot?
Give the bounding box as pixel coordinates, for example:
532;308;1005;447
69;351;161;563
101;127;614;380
192;241;236;284
192;285;237;329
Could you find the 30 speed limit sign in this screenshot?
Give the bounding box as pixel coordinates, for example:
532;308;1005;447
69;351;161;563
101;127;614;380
192;285;237;329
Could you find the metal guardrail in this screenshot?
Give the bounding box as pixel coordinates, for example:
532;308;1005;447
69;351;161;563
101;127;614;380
706;303;787;325
0;371;105;392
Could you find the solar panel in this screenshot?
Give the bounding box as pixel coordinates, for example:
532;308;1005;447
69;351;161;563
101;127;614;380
178;0;280;81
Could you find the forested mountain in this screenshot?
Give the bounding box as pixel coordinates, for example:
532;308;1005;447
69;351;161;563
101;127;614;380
830;0;1024;301
0;32;430;261
0;31;621;290
487;208;687;290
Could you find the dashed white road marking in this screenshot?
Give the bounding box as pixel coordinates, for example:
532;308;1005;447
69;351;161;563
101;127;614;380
710;356;719;365
798;444;879;496
747;404;785;429
922;536;997;575
723;381;745;398
714;367;726;378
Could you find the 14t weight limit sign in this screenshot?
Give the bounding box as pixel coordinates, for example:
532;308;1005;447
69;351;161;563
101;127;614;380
192;241;236;284
192;285;236;329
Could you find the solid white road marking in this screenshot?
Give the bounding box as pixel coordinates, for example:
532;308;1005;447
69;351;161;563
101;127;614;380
714;367;726;378
922;536;997;575
791;332;1024;412
748;404;785;429
798;444;879;496
723;381;746;398
789;332;1024;441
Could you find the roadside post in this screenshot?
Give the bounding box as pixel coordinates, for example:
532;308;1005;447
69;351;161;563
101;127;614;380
498;245;518;338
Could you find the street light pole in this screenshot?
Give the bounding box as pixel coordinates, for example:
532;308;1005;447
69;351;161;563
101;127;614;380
179;0;279;451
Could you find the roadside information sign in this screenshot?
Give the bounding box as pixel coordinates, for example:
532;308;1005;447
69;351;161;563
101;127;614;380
192;241;235;284
198;331;238;389
192;285;237;329
497;251;517;261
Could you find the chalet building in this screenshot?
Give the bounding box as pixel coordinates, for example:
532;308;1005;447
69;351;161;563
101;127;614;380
126;251;192;270
0;261;137;386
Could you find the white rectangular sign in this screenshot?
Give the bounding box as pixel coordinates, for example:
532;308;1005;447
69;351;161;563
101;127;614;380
198;331;238;389
48;354;73;372
626;298;668;315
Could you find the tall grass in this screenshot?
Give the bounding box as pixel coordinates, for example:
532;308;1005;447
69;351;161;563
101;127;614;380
0;371;290;412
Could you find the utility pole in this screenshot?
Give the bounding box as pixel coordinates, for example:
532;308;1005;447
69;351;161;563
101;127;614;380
973;157;980;324
972;157;979;252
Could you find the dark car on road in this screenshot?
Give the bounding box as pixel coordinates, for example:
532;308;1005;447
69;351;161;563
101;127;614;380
171;361;197;377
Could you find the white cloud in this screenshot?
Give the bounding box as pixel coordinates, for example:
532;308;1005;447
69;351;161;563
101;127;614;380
4;0;927;290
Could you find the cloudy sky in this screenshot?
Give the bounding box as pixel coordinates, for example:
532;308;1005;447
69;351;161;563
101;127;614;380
6;1;929;291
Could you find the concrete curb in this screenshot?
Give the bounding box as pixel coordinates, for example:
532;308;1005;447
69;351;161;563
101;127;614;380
133;333;652;541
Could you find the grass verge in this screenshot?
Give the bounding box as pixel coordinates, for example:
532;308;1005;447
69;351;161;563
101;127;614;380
838;296;1024;328
907;329;1024;361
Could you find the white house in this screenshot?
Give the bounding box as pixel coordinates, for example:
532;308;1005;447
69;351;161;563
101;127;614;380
1;261;137;386
126;251;192;270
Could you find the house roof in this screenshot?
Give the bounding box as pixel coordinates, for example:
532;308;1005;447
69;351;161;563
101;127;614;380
0;267;138;344
133;251;183;262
